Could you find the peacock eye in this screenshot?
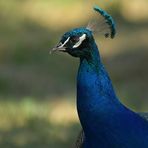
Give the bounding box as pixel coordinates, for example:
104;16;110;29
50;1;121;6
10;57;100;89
70;36;79;43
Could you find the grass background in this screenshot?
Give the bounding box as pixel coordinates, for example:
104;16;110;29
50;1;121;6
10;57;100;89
0;0;148;147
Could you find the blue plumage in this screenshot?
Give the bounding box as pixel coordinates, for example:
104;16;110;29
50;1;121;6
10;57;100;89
77;40;148;148
51;6;148;148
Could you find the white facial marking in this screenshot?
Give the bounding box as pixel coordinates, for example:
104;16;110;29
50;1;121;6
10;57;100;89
73;34;86;48
58;37;70;48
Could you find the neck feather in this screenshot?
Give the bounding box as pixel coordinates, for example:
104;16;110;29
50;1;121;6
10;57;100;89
77;41;117;104
77;41;121;136
76;41;148;147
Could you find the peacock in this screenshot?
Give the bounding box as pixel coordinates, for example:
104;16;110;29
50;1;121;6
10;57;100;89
51;6;148;148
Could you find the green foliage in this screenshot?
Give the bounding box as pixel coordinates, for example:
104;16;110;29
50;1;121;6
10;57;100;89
0;98;80;148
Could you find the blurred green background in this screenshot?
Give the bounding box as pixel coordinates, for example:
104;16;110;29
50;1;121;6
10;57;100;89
0;0;148;147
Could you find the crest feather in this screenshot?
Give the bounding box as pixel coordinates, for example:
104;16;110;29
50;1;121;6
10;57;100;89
86;6;116;39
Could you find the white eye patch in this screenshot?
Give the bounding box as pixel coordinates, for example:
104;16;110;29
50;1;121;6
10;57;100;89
73;34;86;48
58;37;70;49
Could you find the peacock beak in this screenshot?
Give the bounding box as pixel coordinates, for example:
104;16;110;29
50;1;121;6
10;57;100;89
50;37;70;54
49;42;66;54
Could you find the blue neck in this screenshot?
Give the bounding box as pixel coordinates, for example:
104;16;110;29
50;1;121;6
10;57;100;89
76;41;148;148
77;41;119;127
77;41;122;145
78;41;117;100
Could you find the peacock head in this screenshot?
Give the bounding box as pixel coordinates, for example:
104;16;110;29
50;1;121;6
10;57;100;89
51;28;94;58
50;6;116;58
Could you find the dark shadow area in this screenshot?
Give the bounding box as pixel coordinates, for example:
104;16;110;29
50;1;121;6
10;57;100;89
0;11;78;98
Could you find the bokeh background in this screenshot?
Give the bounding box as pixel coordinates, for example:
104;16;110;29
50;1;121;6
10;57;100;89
0;0;148;147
